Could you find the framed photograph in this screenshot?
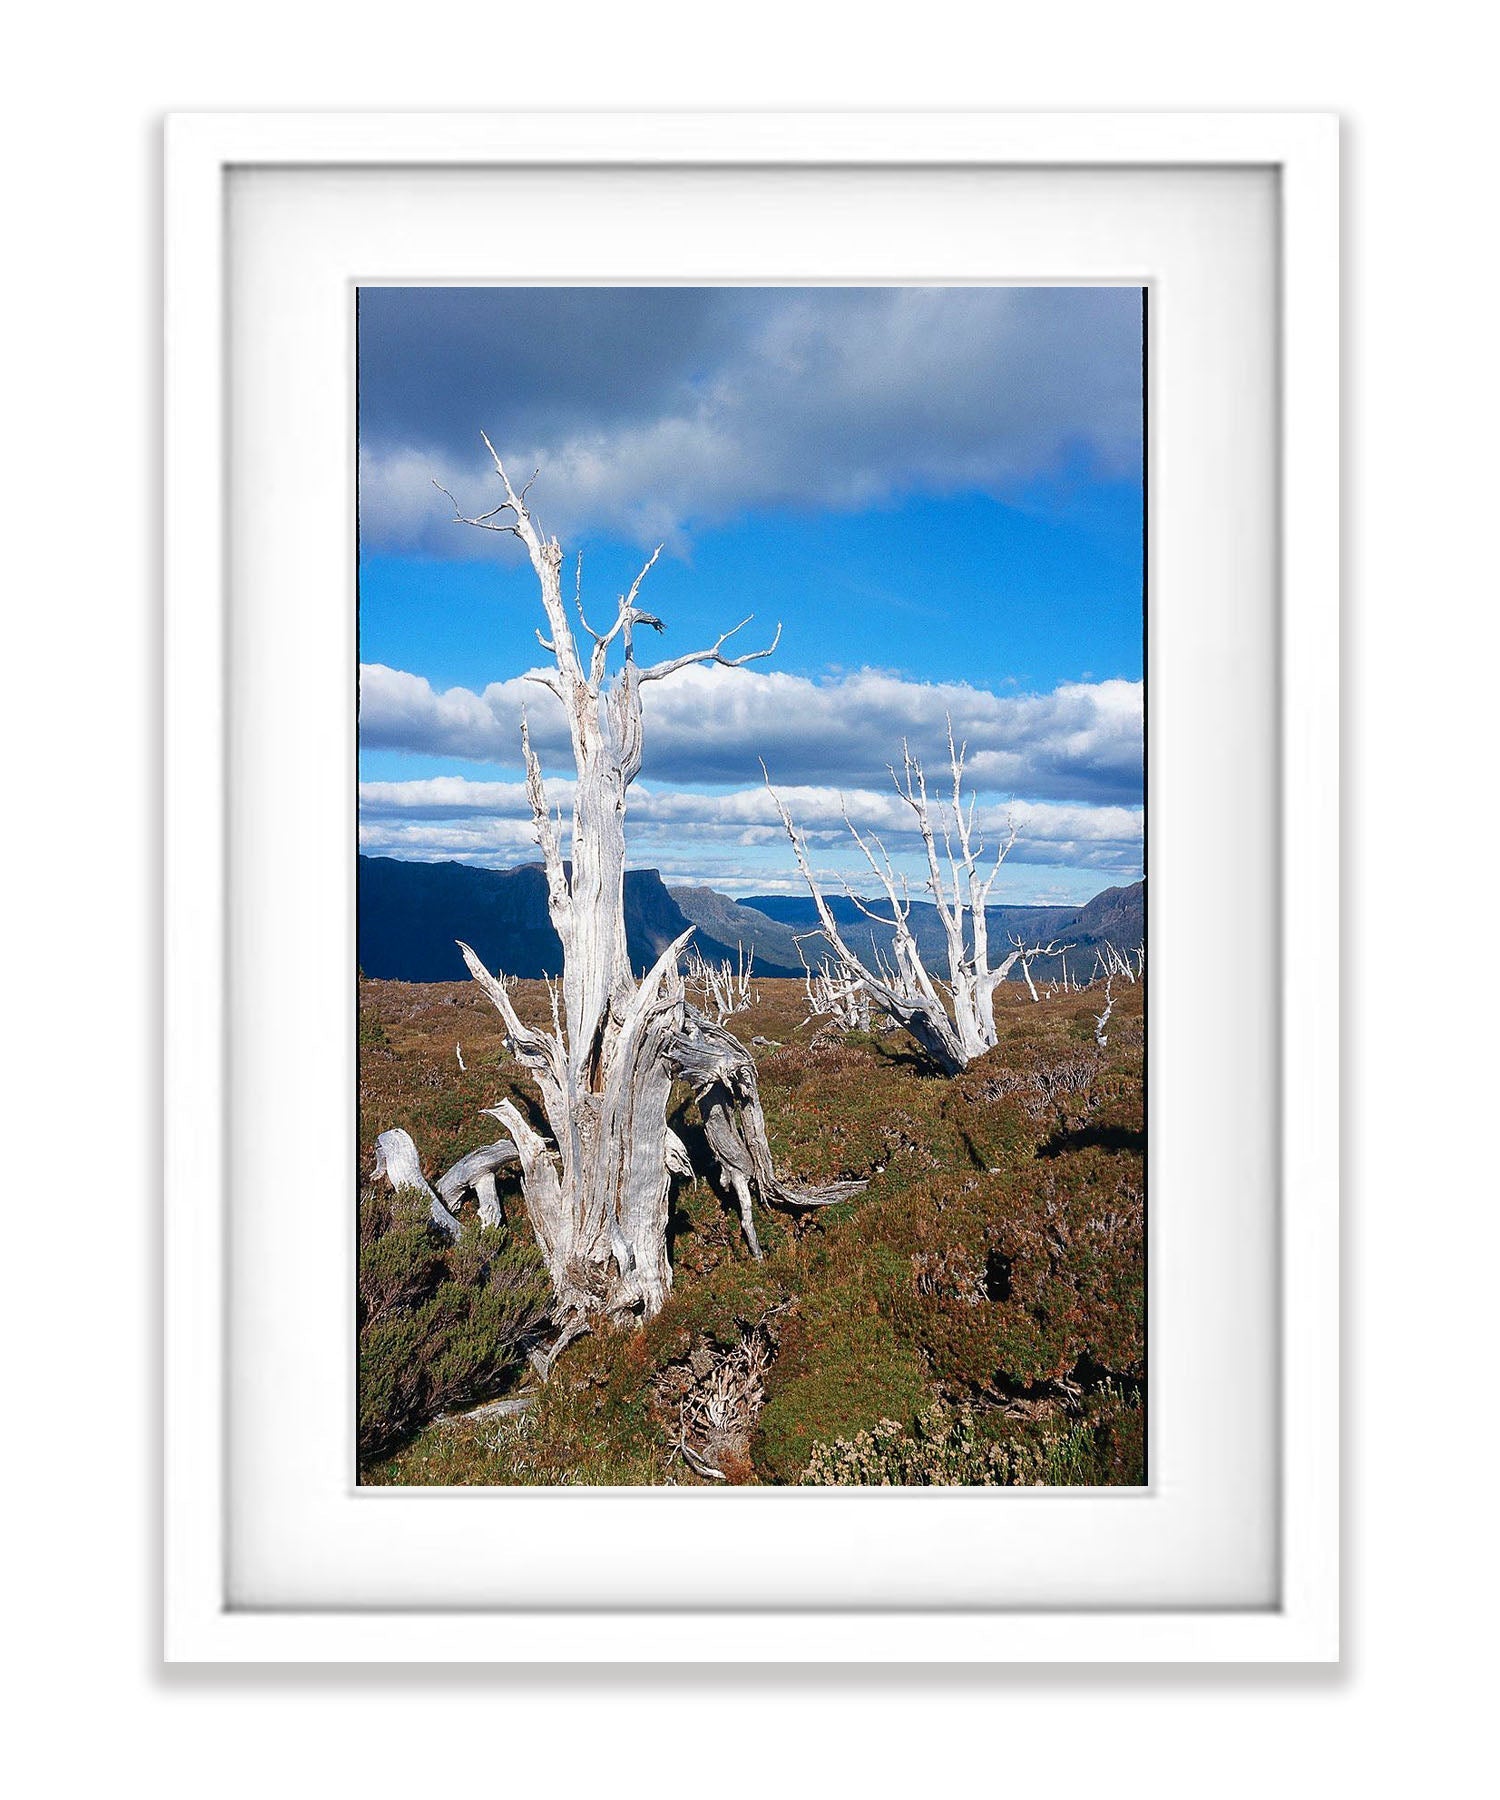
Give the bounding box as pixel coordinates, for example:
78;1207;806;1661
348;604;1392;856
164;111;1338;1661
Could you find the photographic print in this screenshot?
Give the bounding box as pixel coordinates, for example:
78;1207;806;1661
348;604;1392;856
356;285;1145;1487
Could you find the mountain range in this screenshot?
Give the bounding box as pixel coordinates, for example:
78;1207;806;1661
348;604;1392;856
359;855;1144;988
357;857;805;983
691;882;1144;987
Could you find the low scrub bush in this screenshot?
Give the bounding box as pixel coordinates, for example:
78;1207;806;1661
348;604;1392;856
359;975;1147;1487
801;1387;1143;1486
834;1157;1145;1394
754;1300;931;1482
358;1186;550;1464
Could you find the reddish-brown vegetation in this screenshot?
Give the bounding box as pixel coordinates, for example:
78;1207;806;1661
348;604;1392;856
358;973;1145;1486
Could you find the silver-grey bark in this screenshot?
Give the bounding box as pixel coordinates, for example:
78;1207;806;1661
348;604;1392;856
375;446;853;1343
767;725;1072;1074
372;1127;462;1240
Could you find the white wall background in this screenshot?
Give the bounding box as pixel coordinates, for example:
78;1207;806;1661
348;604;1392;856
2;6;1491;1793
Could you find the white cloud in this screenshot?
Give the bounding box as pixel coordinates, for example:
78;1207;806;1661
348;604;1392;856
358;776;1143;886
358;662;1143;805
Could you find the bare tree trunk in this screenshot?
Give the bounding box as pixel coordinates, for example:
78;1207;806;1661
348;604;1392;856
800;953;871;1036
436;1138;519;1227
462;929;693;1323
685;945;756;1023
372;444;848;1343
1012;935;1074;1004
671;1010;865;1255
767;724;1026;1074
1094;973;1116;1047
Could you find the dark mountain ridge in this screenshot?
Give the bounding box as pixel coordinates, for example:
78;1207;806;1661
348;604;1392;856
667;884;810;972
357;857;805;983
737;881;1144;986
359;855;1142;988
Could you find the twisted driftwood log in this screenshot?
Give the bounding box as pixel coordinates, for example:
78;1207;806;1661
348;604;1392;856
440;1135;520;1227
371;1128;463;1241
671;1008;865;1258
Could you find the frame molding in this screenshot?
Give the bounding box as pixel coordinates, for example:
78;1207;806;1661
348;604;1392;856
164;110;1338;1663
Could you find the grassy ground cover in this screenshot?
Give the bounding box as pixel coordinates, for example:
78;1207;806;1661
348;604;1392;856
357;973;1145;1486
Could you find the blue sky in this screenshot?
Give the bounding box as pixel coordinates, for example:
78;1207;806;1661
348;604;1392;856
358;286;1143;903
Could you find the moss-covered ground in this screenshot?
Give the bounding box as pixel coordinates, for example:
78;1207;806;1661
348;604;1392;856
357;973;1145;1486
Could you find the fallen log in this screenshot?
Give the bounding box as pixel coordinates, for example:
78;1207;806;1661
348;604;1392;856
436;1137;519;1227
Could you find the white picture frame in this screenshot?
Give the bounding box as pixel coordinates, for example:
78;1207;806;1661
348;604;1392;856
164;111;1338;1663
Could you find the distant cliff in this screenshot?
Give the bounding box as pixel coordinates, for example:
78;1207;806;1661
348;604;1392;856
667;884;810;971
733;880;1146;985
357;856;804;982
359;855;1143;987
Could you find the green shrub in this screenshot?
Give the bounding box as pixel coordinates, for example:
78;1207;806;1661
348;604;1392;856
357;975;1147;1487
801;1388;1144;1486
357;1186;550;1465
754;1302;930;1482
836;1155;1145;1394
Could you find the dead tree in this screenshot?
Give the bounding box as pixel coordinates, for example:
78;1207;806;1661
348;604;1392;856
377;442;855;1349
799;951;872;1037
1011;934;1074;1003
766;726;1026;1075
1093;974;1116;1047
684;944;756;1024
373;1128;462;1241
1097;939;1143;984
438;1136;520;1228
669;1008;863;1260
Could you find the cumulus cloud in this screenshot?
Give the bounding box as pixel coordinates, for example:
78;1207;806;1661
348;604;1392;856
358;286;1142;552
358;662;1143;806
358;776;1142;884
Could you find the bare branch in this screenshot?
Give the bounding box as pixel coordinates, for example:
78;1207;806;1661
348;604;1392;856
1009;934;1074;1003
592;544;665;685
457;941;562;1081
431;477;523;538
522;667;566;702
1094;974;1116;1047
685;943;757;1024
517;711;572;941
801;955;872;1037
637;615;782;684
